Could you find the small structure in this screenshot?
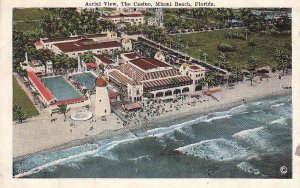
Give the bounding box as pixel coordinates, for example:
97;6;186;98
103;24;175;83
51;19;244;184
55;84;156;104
154;51;165;62
20;53;46;75
179;63;206;91
95;77;111;117
71;111;93;121
45;60;53;75
100;12;144;25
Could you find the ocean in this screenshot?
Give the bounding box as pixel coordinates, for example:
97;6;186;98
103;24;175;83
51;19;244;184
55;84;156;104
13;94;292;178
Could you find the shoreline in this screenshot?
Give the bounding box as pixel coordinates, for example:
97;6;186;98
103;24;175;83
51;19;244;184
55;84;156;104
14;88;291;162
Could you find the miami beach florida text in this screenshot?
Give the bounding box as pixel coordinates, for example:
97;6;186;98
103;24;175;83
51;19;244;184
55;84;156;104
85;1;215;7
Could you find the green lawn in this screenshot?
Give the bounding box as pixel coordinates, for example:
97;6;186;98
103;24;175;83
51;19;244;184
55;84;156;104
13;8;53;32
13;8;47;22
13;21;41;33
13;76;39;118
171;29;291;69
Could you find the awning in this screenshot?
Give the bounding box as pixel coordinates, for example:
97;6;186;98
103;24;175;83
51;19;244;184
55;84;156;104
85;62;97;68
108;92;118;98
124;102;141;110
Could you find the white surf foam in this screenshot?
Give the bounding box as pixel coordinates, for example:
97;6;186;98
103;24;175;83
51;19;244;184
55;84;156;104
175;138;251;161
269;117;288;125
237;162;260;175
232;127;276;152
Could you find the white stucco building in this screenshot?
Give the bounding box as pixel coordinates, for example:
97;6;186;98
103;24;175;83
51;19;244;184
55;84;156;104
109;56;195;102
95;77;111;117
101;12;144;25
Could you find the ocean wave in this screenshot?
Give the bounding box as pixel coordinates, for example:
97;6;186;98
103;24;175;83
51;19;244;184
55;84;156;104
270;103;285;108
269;117;288;125
129;155;151;163
14;133;139;178
237;162;260;175
232;127;277;153
175;138;251;161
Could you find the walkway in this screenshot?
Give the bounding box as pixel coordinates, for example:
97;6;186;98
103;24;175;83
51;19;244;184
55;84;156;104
138;36;229;74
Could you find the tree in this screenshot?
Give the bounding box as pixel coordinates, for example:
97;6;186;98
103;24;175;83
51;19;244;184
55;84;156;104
218;52;227;63
13;106;27;123
242;28;250;40
204;74;215;88
57;104;69;121
231;65;241;83
81;51;95;62
197;49;203;60
245;72;257;86
248;55;258;69
202;53;208;63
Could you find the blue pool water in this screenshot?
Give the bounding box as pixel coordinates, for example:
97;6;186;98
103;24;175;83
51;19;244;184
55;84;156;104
72;72;97;91
41;76;82;101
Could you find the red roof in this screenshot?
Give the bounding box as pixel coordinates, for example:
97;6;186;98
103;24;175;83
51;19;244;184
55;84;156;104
55;40;122;53
189;65;201;70
130;58;170;70
27;71;54;101
51;97;85;106
34;41;42;46
124;102;141;110
85;62;97;68
41;33;107;43
109;92;118;98
124;52;140;59
94;54;114;64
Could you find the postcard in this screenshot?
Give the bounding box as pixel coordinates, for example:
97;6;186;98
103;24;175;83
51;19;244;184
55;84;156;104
0;0;300;187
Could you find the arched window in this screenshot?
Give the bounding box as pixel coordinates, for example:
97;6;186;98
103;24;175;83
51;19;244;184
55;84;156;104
182;87;189;93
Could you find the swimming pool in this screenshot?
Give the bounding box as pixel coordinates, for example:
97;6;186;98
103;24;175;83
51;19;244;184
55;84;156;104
72;72;97;91
41;76;82;101
72;72;115;93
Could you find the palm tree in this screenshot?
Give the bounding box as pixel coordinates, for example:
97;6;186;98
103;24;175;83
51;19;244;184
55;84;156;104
197;49;203;60
245;72;257;86
242;29;250;40
277;58;289;75
248;54;258;69
202;53;208;63
218;52;227;63
13;106;27;123
231;65;241;83
204;74;215;88
57;104;69;121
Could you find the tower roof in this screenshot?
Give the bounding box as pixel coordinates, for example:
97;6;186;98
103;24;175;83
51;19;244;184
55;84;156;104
95;77;108;87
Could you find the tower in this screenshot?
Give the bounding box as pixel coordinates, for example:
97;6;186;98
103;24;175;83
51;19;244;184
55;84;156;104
95;77;111;117
45;60;53;74
155;8;164;27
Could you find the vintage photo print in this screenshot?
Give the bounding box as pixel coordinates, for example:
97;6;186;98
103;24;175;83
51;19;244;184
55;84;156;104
1;0;300;187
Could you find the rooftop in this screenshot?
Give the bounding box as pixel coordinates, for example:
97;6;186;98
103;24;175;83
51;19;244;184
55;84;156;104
104;13;143;18
27;71;54;102
130;58;170;70
124;52;140;60
94;54;114;64
54;40;122;53
41;33;107;43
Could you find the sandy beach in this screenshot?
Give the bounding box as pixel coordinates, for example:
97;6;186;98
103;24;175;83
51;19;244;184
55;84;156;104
13;73;291;160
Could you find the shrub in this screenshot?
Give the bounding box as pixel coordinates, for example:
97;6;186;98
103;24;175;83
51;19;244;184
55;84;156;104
218;43;235;52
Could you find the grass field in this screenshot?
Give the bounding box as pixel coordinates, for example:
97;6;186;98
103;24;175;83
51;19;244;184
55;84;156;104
13;8;52;32
13;76;39;119
171;29;291;69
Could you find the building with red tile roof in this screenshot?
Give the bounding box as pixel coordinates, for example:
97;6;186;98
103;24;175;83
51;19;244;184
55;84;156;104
27;71;54;104
109;57;194;102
